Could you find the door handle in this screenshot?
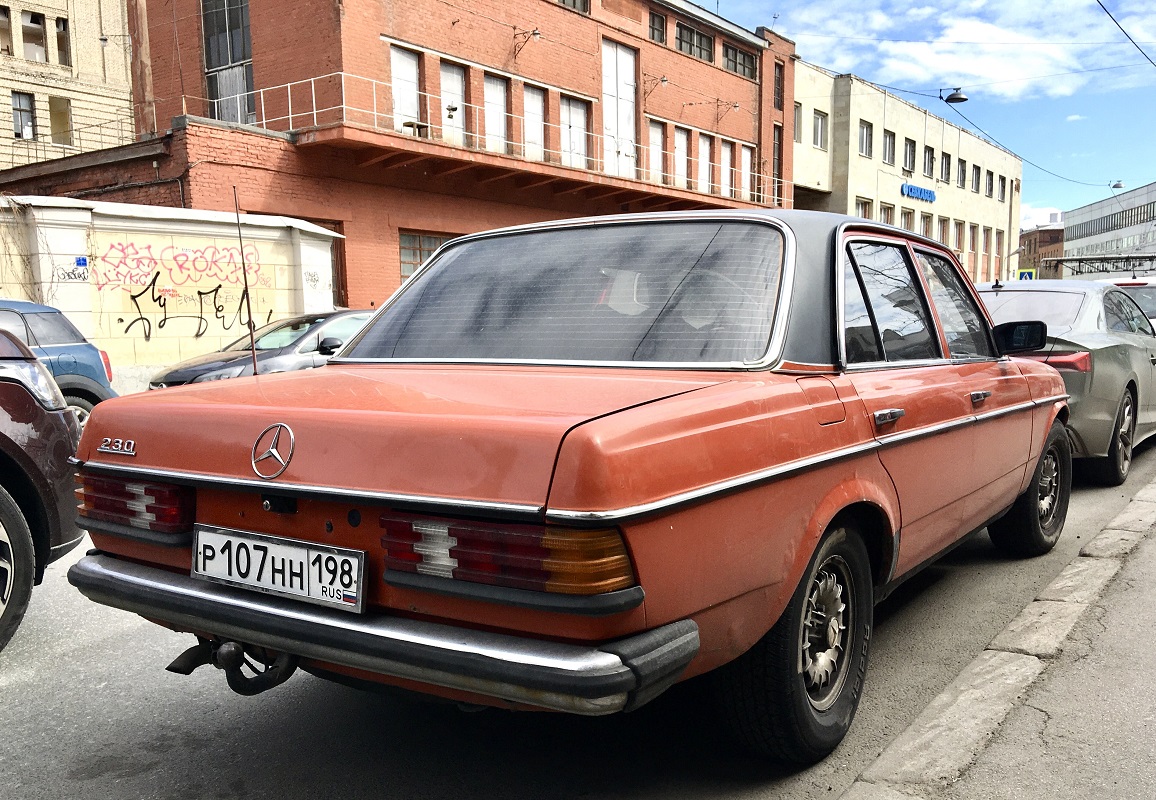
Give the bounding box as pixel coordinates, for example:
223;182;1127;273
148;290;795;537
873;408;906;426
970;390;992;404
1149;354;1156;365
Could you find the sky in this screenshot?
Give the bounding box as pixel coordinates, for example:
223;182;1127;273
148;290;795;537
709;0;1156;230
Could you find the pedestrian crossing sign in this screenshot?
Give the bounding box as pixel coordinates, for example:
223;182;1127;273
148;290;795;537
1017;268;1036;280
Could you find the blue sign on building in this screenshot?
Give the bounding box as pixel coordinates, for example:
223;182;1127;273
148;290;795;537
900;184;936;203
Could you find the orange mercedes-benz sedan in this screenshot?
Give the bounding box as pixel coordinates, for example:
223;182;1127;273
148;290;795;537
68;210;1071;764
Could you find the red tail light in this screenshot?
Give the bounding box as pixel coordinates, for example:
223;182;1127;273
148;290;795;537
381;514;636;595
76;474;194;534
1044;350;1092;372
99;350;113;382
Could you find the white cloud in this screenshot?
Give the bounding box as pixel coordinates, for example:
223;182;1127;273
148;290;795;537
1066;114;1086;121
1020;203;1063;230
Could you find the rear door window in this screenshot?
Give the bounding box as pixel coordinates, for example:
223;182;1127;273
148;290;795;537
846;241;939;362
25;311;85;345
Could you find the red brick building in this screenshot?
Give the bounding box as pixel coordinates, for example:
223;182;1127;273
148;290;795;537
0;0;795;307
1020;222;1064;279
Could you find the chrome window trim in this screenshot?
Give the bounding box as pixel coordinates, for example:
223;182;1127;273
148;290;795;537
74;460;544;518
546;440;881;523
333;212;799;372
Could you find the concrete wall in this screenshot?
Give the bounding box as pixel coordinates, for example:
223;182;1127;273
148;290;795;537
0;196;337;392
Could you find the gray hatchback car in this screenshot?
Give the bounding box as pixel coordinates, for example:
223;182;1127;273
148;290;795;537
980;280;1156;485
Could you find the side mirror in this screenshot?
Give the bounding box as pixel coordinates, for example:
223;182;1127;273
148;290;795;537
992;320;1048;355
318;337;344;356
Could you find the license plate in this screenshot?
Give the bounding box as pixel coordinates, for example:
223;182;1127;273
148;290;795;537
192;524;365;613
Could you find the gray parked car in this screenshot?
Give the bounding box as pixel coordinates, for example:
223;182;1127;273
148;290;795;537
979;280;1156;485
148;310;372;389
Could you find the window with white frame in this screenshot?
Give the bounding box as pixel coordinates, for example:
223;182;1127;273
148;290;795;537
560;95;588;168
48;95;70;145
647;120;664;184
673;126;689;189
998;175;1007;202
923;145;934;177
740;144;754;201
938;217;950;244
440;62;466;147
484;74;509;153
11;90;34;138
523;84;545;161
858;120;873;157
957;159;966;188
985;170;994;197
698;134;713;193
203;0;254;124
400;231;454;279
940;152;951;183
903;138;915;171
901;208;914;231
21;11;44;61
882;130;895;165
813;110;828;150
921;213;933;238
880;204;894;225
719;140;733;197
971;164;981;192
855;198;872;218
793;103;802;143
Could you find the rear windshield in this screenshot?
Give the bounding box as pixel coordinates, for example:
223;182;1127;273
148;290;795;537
980;290;1086;329
346;221;784;364
26;311;86;345
1118;286;1156;317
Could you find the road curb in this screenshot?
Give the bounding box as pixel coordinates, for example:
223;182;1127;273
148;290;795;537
841;480;1156;799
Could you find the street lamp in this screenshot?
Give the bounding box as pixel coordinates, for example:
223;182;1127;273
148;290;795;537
939;88;968;104
1111;180;1124;189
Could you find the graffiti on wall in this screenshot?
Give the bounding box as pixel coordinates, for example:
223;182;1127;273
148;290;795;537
95;241;276;342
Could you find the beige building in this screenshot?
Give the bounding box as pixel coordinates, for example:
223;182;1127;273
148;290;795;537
0;0;133;168
793;61;1021;282
0;196;340;392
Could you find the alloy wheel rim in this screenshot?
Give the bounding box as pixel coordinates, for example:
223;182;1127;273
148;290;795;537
1117;395;1134;475
801;555;853;711
0;522;13;614
69;404;90;430
1037;447;1060;526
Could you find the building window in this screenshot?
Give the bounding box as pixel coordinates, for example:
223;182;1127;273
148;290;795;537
858;120;873;157
880;204;894;225
649;11;665;43
697;134;713;193
985;170;994;197
793;103;802;143
675;23;713;62
719;140;733;197
560;95;588;168
203;0;254;124
21;11;45;61
391;47;422;134
724;44;756;79
740;144;755;201
11;90;34;138
55;18;69;66
0;8;12;56
957;159;967;188
882;130;895;165
938;217;950;244
855;198;872;219
48;96;70;144
523;84;545;160
647;119;664;183
921;213;933;238
940;153;951;183
813;110;828;150
923;146;934;177
484;74;509;153
673;126;690;189
903;138;915;172
955;220;965;251
772;61;783;107
971;164;981;192
773;124;783;204
998;175;1007;202
901;208;914;231
400;231;454;279
558;0;590;12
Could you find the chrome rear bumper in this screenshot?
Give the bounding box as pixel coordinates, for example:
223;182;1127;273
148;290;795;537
68;554;698;715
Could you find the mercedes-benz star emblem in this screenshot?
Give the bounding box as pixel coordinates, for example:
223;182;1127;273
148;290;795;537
251;423;295;480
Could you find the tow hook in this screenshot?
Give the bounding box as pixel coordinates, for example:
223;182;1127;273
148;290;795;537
166;637;299;696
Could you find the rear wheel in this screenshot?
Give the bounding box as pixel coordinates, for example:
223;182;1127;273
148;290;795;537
0;485;35;653
989;420;1072;557
65;395;95;431
1090;390;1135;486
714;523;872;764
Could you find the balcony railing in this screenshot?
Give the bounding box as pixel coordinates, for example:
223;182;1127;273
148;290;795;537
199;73;785;206
1;114;135;170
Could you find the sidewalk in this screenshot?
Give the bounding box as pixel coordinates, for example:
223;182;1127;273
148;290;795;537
842;482;1156;800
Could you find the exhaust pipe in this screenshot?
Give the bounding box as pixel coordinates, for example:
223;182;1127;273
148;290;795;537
166;637;299;696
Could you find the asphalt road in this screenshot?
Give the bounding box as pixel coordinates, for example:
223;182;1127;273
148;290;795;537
4;445;1155;800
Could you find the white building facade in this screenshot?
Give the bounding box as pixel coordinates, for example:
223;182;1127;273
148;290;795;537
0;0;133;168
1063;181;1156;273
792;62;1022;282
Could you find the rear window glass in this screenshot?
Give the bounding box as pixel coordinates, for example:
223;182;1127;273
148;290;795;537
25;311;85;345
225;316;330;351
346;221;784;364
980;290;1085;329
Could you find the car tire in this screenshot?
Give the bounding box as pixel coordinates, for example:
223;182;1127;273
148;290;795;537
0;484;35;653
65;395;95;430
713;523;872;764
988;420;1072;557
1090;391;1135;487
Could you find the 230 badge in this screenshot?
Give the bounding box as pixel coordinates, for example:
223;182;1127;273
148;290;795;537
97;437;136;456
